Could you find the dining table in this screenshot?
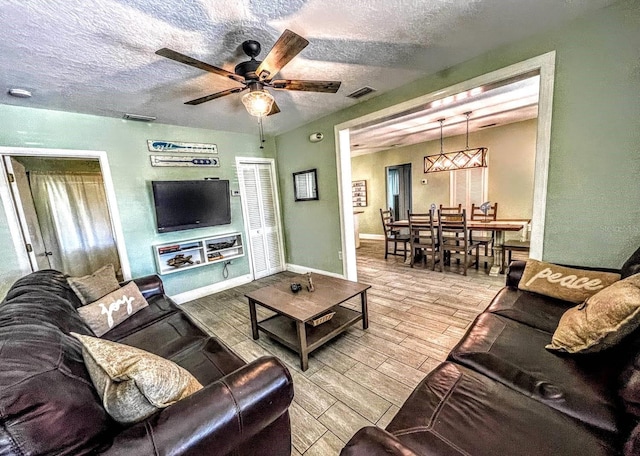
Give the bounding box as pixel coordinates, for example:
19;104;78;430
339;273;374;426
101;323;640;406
389;219;528;276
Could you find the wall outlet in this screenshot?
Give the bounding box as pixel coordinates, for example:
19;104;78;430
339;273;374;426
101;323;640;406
338;251;342;260
231;189;240;196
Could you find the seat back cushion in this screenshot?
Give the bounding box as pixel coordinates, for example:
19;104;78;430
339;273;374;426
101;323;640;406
622;246;640;279
0;324;113;455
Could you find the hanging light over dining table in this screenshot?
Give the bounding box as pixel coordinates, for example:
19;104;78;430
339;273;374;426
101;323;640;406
424;112;487;173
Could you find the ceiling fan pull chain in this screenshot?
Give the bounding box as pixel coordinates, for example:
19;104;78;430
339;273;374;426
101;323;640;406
259;117;265;149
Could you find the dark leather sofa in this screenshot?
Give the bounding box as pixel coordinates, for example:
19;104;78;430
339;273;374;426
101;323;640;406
0;269;294;456
342;259;640;456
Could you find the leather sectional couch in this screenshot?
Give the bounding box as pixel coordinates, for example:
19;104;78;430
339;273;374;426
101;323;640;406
342;259;640;456
0;270;294;456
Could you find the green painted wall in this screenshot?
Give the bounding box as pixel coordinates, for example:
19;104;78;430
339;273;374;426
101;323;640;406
352;119;537;237
0;105;274;297
275;0;640;271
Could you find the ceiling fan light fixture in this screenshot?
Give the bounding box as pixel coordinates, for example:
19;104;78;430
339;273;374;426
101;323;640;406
242;89;275;117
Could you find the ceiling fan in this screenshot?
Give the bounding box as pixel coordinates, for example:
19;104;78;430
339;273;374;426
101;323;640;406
156;29;341;118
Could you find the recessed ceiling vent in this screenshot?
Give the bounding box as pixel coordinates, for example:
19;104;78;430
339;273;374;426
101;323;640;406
479;123;497;129
347;86;376;99
123;113;157;122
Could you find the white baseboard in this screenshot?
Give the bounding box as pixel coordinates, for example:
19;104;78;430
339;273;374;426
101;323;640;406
286;264;345;279
359;234;385;241
170;273;253;304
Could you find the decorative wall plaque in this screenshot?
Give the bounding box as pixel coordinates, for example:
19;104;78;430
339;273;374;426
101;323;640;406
150;155;220;167
147;140;218;154
352;180;367;207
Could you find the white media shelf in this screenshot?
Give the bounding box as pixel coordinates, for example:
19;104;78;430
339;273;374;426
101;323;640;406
153;232;244;275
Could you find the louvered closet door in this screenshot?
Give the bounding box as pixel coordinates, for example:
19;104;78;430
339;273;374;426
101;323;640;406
239;162;285;279
452;167;487;212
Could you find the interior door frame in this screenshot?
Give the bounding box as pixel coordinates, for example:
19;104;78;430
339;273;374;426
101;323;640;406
334;51;555;281
235;156;286;280
0;146;132;280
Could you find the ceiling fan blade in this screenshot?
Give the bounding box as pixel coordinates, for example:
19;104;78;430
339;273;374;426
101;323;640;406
156;48;245;83
256;30;309;81
271;79;341;93
267;100;281;116
184;87;247;105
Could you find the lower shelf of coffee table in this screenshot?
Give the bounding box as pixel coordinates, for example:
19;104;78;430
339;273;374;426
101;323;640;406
257;306;362;354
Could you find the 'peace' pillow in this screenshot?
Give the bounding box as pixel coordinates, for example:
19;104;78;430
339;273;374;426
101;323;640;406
518;259;620;304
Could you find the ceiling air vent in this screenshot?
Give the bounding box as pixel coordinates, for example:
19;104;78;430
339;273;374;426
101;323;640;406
479;123;497;129
347;86;376;99
123;113;157;122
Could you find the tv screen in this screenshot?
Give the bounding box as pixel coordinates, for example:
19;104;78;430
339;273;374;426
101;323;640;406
152;180;231;233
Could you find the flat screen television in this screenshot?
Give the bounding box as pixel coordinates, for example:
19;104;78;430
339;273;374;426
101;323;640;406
152;180;231;233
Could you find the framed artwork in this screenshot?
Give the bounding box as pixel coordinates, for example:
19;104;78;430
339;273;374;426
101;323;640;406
293;169;319;201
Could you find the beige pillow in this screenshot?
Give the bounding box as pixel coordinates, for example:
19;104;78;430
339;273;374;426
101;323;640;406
546;273;640;353
77;282;149;336
68;264;121;305
71;333;202;424
519;260;620;304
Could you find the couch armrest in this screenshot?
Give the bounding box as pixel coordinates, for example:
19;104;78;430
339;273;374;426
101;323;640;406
341;427;421;456
121;274;165;299
100;356;293;456
506;260;526;289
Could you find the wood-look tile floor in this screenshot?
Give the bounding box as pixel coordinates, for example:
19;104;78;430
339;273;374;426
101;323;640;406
180;240;507;455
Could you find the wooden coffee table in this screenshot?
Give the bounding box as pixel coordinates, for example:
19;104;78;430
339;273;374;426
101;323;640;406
245;274;370;371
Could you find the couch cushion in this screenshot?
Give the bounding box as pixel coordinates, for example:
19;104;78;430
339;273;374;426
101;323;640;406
78;282;149;336
448;313;625;432
108;311;246;385
68;264;121;305
0;324;113;455
0;269;93;335
486;287;573;333
518;260;620;304
99;293;181;341
73;333;203;424
547;273;640;353
169;337;247;385
386;362;618;456
2;269;82;307
621;245;640;279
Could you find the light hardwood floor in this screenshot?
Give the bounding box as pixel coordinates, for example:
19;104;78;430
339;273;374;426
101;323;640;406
180;239;507;455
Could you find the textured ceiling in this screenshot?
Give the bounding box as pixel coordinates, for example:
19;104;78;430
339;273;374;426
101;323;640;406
0;0;616;136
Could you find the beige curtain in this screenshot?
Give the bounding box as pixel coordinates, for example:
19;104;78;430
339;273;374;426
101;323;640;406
30;171;120;277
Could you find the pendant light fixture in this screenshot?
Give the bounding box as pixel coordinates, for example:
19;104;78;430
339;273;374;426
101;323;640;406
424;112;487;173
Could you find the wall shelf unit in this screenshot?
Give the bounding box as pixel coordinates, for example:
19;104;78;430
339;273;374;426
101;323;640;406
153;232;244;275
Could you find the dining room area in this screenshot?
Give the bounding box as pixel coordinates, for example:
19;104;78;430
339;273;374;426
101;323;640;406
349;75;539;280
351;115;537;277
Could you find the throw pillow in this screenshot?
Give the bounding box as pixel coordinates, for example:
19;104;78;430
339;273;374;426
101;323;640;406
546;273;640;353
77;282;149;336
518;259;620;304
68;264;121;305
71;333;203;424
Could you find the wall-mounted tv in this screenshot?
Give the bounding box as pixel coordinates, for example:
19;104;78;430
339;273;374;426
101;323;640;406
152;180;231;233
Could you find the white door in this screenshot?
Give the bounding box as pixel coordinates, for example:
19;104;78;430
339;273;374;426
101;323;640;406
237;160;285;279
2;156;40;271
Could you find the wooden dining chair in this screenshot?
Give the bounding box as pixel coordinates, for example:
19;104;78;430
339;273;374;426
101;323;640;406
380;208;410;260
470;202;499;264
437;208;479;276
501;239;530;272
408;211;440;269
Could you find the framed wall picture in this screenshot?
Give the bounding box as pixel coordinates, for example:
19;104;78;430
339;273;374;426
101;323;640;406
293;169;319;201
